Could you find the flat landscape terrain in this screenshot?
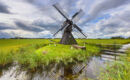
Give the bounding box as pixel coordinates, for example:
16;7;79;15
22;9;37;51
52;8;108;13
1;39;130;51
0;39;130;80
0;39;130;66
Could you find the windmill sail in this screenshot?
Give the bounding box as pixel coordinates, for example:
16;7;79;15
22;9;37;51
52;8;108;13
53;21;68;36
53;3;69;20
72;9;85;23
73;24;87;38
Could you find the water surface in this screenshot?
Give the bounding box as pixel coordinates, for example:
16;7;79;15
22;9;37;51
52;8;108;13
0;44;130;80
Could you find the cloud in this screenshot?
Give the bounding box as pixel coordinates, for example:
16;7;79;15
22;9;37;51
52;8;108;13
0;32;12;38
87;0;130;21
26;0;78;19
85;6;130;38
0;0;130;38
115;10;130;22
0;1;10;13
0;23;16;30
15;20;44;32
32;19;62;34
1;29;52;38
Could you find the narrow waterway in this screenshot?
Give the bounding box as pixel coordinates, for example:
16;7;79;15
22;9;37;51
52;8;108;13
0;44;130;80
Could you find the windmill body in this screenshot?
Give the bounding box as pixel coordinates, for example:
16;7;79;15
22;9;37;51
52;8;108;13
60;20;77;44
53;3;87;45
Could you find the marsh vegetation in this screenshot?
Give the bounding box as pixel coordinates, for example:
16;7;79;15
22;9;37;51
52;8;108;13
0;39;130;80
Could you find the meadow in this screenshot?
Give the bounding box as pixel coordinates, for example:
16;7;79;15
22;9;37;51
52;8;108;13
0;39;101;70
0;39;130;79
78;39;130;44
0;39;50;52
0;39;130;52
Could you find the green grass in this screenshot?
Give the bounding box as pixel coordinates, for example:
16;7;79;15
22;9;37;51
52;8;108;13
36;44;100;64
0;39;130;70
126;48;130;57
0;51;14;66
78;39;130;45
0;39;51;68
98;48;130;80
0;39;130;52
0;39;52;52
99;60;130;80
78;39;130;50
15;44;100;70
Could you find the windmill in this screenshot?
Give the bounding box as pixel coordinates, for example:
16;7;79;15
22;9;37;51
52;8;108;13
53;3;87;45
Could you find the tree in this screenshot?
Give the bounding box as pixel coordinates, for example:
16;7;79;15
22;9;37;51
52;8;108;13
111;36;124;39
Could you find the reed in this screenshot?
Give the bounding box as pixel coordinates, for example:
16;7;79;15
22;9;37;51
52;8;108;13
15;44;100;69
98;49;130;80
0;51;14;67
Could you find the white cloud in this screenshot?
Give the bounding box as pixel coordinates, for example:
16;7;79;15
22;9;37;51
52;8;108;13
87;0;130;21
85;4;130;38
0;0;130;38
1;29;52;38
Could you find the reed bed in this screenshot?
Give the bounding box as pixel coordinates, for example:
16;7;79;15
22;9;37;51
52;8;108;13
98;48;130;80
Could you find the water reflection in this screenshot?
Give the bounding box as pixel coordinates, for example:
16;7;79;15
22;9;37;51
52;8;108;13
0;44;129;80
0;57;106;80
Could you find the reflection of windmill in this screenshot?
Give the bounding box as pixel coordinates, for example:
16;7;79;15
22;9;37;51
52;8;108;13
53;3;87;45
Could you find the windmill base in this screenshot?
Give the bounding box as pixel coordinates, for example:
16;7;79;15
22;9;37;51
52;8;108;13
60;32;77;45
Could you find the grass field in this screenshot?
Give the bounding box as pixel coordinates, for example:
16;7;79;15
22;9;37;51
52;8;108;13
0;39;130;71
0;39;100;70
78;39;130;44
0;39;130;52
0;39;50;52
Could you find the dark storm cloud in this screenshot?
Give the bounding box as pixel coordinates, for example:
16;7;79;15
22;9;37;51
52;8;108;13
33;20;86;37
26;0;54;6
0;23;16;30
0;32;12;38
59;0;76;13
32;20;61;34
26;0;35;3
100;23;120;34
98;9;130;35
25;0;78;34
15;21;44;32
118;10;130;22
0;2;10;13
26;0;76;17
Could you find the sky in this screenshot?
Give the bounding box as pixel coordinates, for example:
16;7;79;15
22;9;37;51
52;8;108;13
0;0;130;38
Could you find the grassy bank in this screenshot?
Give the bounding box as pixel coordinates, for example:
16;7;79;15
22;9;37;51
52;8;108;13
15;44;100;70
0;39;130;70
0;39;50;68
0;39;100;70
98;48;130;80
